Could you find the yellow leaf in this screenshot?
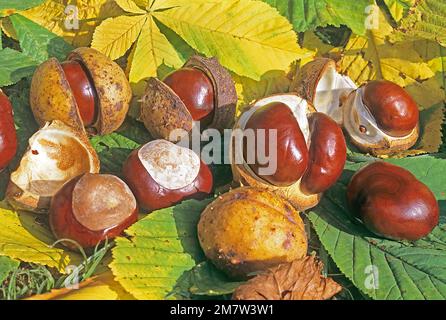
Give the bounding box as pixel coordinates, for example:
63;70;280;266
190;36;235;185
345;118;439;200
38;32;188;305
155;0;313;80
12;0;124;47
128;16;183;90
0;203;80;272
115;0;147;14
92;14;147;60
25;272;134;300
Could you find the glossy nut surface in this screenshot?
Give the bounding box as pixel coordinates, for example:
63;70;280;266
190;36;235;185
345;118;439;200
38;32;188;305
362;80;419;137
122;140;213;212
347;162;439;241
0;91;18;171
243;102;308;187
301;112;346;194
61;61;97;126
163;67;214;122
49;173;138;250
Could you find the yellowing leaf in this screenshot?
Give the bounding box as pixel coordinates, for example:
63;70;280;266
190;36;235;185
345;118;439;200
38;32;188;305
92;14;147;60
383;0;414;22
26;272;134;300
0;203;80;272
10;0;123;46
128;16;183;89
155;0;313;80
393;0;446;46
115;0;146;13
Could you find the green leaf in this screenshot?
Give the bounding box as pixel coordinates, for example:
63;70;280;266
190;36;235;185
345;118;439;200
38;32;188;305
90;119;150;175
0;256;19;283
0;48;37;86
262;0;374;35
10;14;73;63
0;0;45;16
111;199;212;300
382;0;414;22
186;261;243;296
309;156;446;300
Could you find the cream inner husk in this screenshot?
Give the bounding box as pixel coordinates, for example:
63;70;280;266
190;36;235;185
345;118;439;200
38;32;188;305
314;66;357;124
233;95;310;183
343;87;414;145
11;124;96;197
138;140;200;190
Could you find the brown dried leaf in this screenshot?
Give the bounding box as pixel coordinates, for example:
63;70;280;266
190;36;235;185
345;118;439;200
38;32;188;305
232;256;342;300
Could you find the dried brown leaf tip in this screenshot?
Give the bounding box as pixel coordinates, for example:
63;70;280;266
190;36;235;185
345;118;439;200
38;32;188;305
232;256;342;300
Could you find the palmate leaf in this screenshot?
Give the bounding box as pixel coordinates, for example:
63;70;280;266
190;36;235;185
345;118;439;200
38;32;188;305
309;156;446;300
262;0;374;35
110;199;211;300
0;0;45;16
155;0;312;80
0;48;37;86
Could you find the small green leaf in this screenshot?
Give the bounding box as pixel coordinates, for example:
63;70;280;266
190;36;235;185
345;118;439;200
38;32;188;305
0;48;37;86
263;0;374;35
0;256;19;283
187;262;243;296
0;0;45;11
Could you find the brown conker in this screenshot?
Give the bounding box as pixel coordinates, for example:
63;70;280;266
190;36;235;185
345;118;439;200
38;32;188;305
122;139;213;212
362;80;419;137
163;67;215;122
49;173;138;249
243;101;309;187
347;162;439;241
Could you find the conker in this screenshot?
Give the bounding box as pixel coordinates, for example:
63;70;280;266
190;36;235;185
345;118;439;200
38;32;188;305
244;101;309;187
343;80;419;155
49;173;138;250
347;162;439;241
140;55;236;142
163;67;214;122
60;60;97;126
0;90;18;172
233;94;346;210
31;47;131;135
122;139;213;212
362;80;419;137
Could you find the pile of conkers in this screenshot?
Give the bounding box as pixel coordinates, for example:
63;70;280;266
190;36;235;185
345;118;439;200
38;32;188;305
0;49;440;265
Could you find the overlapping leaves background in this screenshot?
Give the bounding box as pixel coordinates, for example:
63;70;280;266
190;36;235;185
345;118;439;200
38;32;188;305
0;0;445;300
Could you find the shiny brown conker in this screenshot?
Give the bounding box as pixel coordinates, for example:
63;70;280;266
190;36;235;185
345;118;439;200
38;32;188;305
122;140;213;212
163;67;215;122
61;60;97;126
362;80;419;137
49;173;138;250
301;112;346;195
0;90;18;171
243;102;309;187
347;162;439;241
